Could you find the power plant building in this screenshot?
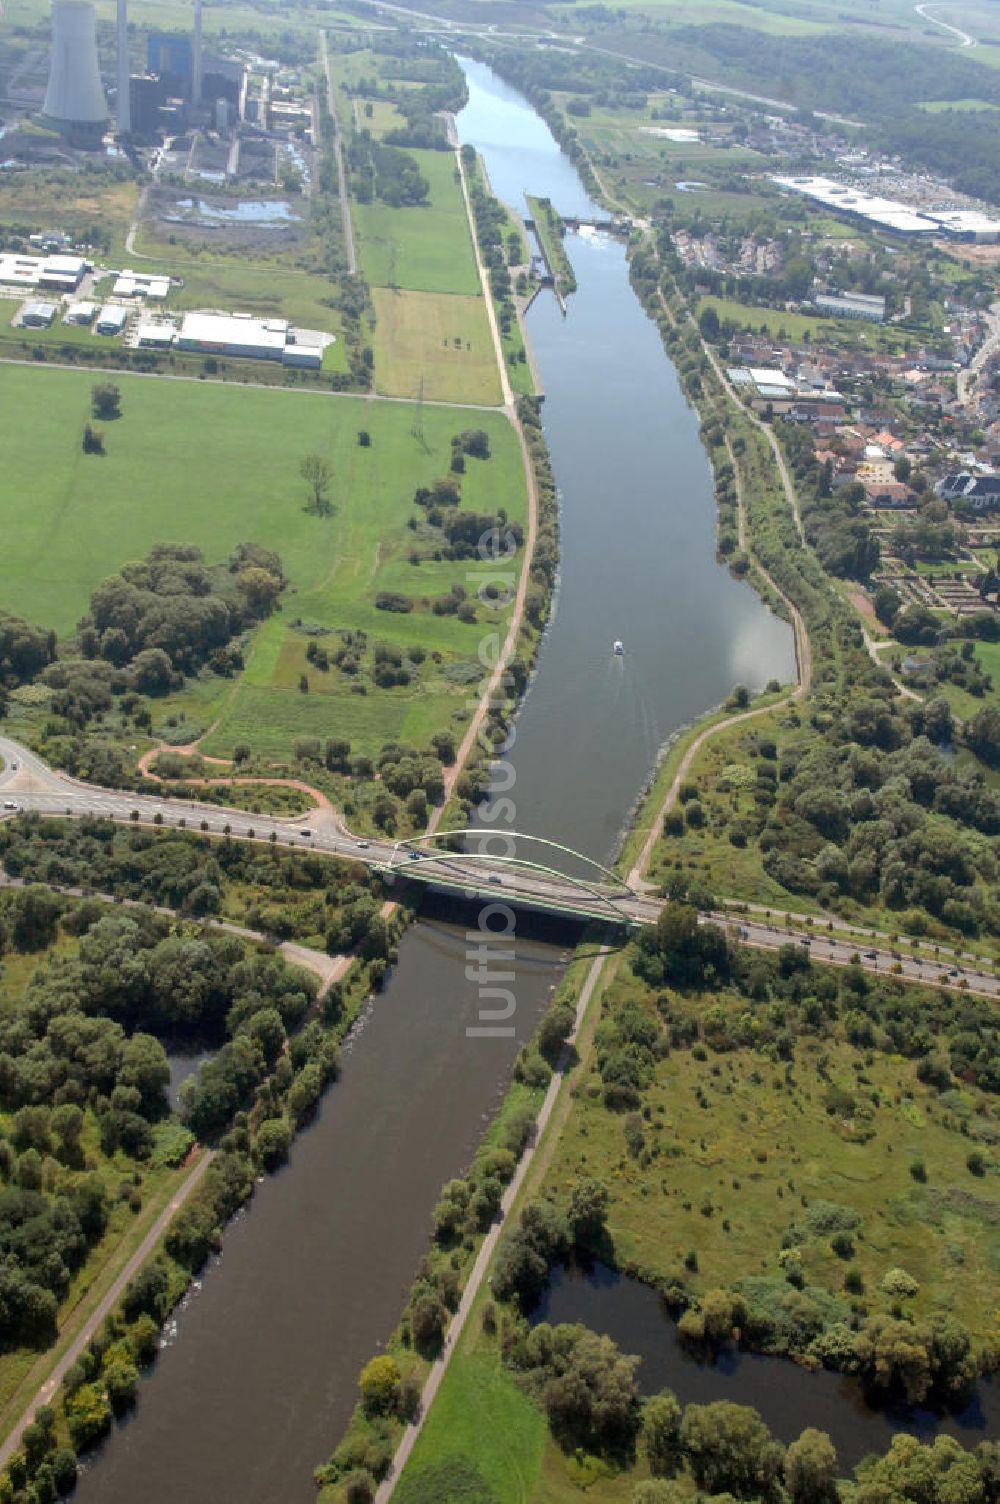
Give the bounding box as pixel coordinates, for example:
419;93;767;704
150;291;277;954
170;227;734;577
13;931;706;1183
43;0;107;144
129;74;165;139
147;33;193;96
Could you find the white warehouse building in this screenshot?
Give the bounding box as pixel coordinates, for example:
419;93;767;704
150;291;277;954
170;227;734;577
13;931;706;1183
176;311;323;368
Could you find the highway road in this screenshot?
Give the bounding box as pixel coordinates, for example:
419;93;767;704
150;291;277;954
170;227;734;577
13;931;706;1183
0;736;996;998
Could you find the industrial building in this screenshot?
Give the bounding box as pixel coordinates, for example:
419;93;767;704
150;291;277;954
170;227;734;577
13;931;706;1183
0;254;87;291
96;305;128;335
135;321;177;349
64;301;97;325
112;271;170;299
927;210;1000;244
129;75;165;139
42;0;107;145
20;303;58;328
773;177;938;235
814;292;886;323
175;311;322;368
775;176;1000;242
147;33;194;96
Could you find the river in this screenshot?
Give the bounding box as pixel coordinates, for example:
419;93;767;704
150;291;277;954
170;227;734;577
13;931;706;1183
72;59;799;1504
458;56;794;860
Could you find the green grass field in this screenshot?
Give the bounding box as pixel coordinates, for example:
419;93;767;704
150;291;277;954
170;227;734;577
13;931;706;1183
544;962;1000;1344
698;296;919;351
371;287;501;405
0;362;526;756
356;150;480;296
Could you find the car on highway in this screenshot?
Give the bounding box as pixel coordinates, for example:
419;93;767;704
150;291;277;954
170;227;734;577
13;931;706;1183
864;950;878;960
488;874;502;885
357;840;370;849
3;801;17;811
407;850;421;861
300;829;312;839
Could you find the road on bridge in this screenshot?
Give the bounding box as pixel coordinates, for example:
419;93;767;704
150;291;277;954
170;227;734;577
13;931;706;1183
0;737;995;998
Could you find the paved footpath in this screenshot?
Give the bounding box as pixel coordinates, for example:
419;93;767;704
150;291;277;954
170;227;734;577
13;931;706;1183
0;1148;215;1470
375;942;612;1501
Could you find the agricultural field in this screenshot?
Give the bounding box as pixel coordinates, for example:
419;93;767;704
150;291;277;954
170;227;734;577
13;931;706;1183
0;362;526;758
370;287;501;405
355;150;481;296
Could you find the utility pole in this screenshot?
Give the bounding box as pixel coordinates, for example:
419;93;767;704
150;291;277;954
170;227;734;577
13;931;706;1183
411;376;425;447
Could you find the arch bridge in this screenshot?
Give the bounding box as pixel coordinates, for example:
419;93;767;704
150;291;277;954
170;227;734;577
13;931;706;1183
373;830;641;928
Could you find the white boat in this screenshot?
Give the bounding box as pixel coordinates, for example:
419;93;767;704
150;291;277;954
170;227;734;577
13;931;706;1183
613;640;624;656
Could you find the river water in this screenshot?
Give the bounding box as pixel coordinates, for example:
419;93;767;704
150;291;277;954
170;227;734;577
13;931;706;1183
458;56;794;860
69;60;821;1504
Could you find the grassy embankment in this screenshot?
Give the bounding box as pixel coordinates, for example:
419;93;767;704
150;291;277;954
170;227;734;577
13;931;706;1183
0;362;527;762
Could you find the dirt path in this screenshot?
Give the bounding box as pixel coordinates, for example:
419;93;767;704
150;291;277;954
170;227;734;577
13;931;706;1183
374;942;613;1502
0;1148;215;1472
320;29;358;275
426;146;538;830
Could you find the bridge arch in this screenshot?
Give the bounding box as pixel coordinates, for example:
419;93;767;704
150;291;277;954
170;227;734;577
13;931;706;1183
384;830;638;925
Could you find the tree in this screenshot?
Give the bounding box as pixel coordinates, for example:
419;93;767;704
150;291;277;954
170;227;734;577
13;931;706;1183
51;1103;84;1160
699;305;721;341
254;1117;291;1171
643;1389;683;1476
680;1401;785;1498
966;706;1000;768
568;1178;609;1245
300;454;333;516
91;382;121;421
359;1354;401;1415
785;1428;838;1504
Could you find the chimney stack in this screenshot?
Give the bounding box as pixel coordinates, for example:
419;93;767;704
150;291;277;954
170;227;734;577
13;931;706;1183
116;0;130;135
193;0;203;104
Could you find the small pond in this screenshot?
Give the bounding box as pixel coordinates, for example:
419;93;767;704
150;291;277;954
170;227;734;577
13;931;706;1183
532;1260;1000;1471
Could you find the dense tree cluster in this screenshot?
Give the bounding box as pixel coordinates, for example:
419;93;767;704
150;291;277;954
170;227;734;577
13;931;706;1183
75;542;284;682
348;139;429;208
0;817;383;950
780;424;880;581
0;611;56;693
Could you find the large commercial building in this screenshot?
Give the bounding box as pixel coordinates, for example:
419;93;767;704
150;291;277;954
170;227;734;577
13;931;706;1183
775;176;1000;242
0;253;87;291
176;311;322;367
774;177;938;236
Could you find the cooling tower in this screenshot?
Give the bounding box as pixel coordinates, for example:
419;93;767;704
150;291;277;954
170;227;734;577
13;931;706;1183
43;0;107;133
116;0;130;134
